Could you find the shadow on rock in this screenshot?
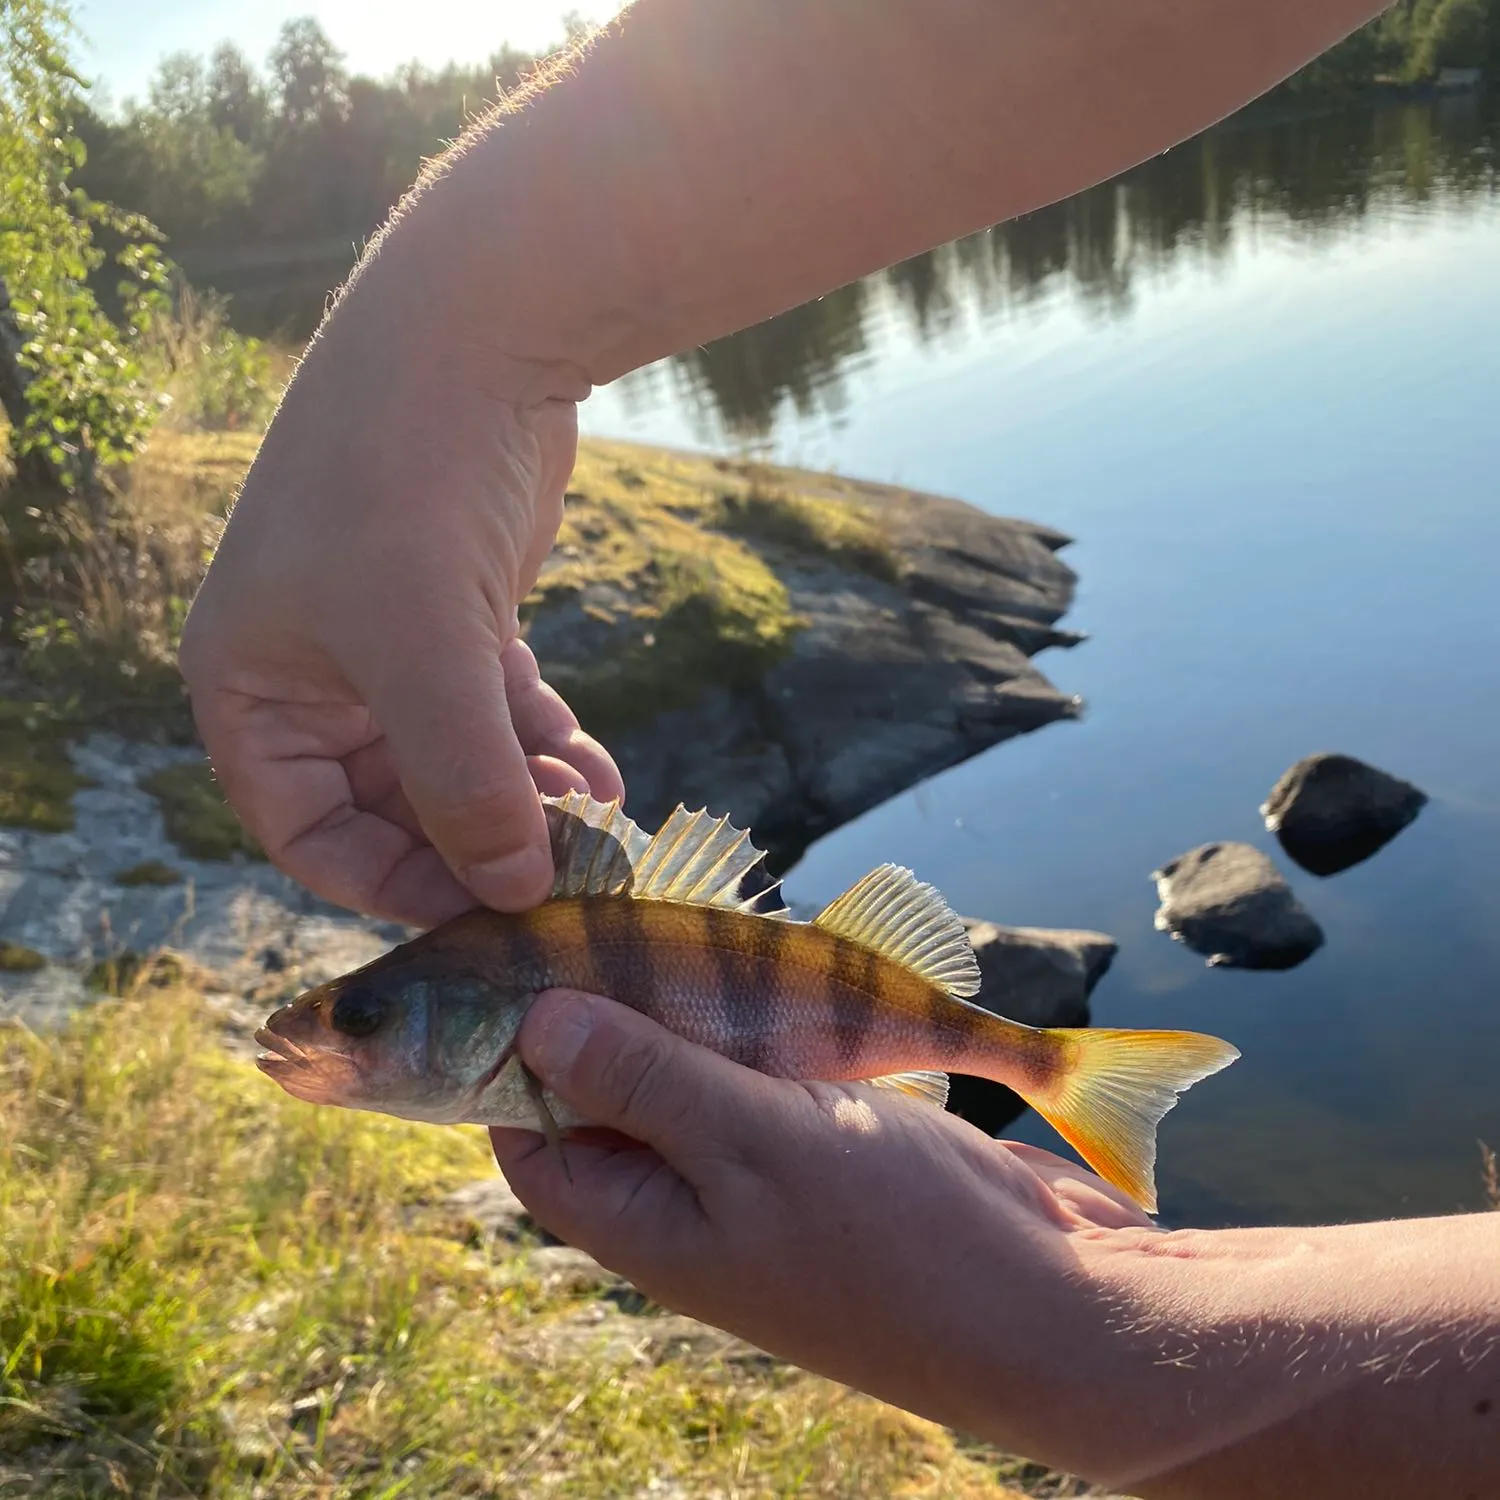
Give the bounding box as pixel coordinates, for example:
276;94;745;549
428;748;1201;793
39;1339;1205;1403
1262;752;1427;877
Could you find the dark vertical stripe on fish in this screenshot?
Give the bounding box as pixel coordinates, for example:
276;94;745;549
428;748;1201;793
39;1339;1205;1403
705;906;774;1073
584;899;648;1010
830;936;877;1072
508;914;551;997
929;975;979;1063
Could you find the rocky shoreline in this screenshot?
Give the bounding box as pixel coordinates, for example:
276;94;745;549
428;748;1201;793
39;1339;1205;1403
0;451;1091;1038
528;446;1085;872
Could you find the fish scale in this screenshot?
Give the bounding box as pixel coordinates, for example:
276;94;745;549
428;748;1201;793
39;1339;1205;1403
255;791;1240;1213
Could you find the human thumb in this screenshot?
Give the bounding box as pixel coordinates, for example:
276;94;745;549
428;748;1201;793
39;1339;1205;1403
366;623;554;912
517;990;780;1172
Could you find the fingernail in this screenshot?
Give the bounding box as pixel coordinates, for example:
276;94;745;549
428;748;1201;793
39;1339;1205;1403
526;993;595;1079
462;845;553;912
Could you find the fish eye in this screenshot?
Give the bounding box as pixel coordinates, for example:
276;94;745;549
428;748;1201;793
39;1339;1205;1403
329;985;387;1038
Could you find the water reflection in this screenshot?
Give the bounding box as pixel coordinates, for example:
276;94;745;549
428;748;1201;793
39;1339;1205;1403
647;100;1498;440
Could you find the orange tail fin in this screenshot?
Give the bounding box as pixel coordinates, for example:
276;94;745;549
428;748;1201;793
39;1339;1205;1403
1006;1028;1239;1213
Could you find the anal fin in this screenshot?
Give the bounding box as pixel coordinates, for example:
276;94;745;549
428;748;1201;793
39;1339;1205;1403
863;1070;950;1110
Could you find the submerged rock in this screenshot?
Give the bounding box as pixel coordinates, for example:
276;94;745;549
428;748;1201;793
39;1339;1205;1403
1152;842;1323;971
1262;752;1427;877
946;920;1117;1134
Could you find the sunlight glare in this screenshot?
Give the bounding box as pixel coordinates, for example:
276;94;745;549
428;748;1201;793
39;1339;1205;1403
77;0;631;107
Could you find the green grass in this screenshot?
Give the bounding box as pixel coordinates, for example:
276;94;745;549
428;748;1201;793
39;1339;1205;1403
711;470;901;584
83;949;193;997
0;423;900;755
0;702;79;833
141;762;264;863
0;990;1037;1497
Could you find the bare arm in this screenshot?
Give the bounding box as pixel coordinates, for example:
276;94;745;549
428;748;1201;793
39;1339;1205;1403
1096;1214;1500;1495
493;992;1500;1498
182;0;1391;915
362;0;1388;378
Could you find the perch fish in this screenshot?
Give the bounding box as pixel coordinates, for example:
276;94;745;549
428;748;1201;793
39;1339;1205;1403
256;792;1238;1211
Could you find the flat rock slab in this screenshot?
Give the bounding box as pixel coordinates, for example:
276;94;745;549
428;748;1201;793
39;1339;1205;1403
1262;752;1427;876
526;1303;773;1371
533;470;1084;872
1152;842;1324;971
444;1175;537;1243
0;734;404;1033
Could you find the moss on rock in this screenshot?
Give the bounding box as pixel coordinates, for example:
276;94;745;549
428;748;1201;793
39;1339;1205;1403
141;761;263;862
0;701;78;832
0;941;47;972
523;441;903;737
85;949;192;996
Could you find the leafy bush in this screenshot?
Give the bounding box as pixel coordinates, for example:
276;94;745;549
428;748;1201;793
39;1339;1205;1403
0;1;171;489
136;282;278;431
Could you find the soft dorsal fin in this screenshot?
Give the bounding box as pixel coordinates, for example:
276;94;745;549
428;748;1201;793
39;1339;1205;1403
863;1070;951;1109
630;804;789;916
543;791;651;898
813;865;981;998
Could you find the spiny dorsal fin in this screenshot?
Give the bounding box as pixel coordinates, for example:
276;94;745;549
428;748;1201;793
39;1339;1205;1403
813;865;980;998
631;804;789;916
863;1070;950;1109
543;791;651;898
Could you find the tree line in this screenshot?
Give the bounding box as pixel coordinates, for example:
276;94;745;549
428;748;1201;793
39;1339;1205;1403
73;15;587;253
72;2;1500;259
1282;0;1500;97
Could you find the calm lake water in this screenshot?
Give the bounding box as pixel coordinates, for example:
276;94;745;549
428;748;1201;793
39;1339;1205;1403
582;99;1500;1230
216;98;1500;1229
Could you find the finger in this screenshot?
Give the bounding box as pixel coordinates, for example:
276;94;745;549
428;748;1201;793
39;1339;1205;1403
343;738;425;839
527;754;591;799
362;621;554;912
1000;1141;1155;1230
501;639;625;802
516;989;788;1180
189;688;476;925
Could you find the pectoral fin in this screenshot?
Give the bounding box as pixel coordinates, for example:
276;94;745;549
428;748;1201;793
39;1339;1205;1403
521;1063;572;1185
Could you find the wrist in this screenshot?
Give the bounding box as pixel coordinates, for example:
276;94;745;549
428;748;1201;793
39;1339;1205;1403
333;136;596;404
1028;1223;1319;1489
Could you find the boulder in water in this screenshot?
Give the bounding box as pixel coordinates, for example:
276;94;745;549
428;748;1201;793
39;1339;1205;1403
1261;752;1427;877
1152;842;1323;971
946;920;1117;1134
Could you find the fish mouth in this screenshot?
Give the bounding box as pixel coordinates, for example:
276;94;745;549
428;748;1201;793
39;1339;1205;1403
254;1024;360;1106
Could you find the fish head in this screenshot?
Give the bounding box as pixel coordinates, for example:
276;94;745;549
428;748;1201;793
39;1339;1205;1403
255;942;530;1124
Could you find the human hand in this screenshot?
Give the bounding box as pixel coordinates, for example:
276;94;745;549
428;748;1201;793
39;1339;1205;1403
178;272;621;926
490;989;1157;1459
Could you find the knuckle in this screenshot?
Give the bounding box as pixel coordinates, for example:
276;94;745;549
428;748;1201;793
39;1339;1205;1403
596;1031;692;1134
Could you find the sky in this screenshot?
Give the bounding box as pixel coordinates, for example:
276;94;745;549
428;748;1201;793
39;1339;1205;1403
73;0;629;110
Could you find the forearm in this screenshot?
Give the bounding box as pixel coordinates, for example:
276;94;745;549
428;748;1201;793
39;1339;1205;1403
1036;1213;1500;1496
342;0;1388;385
